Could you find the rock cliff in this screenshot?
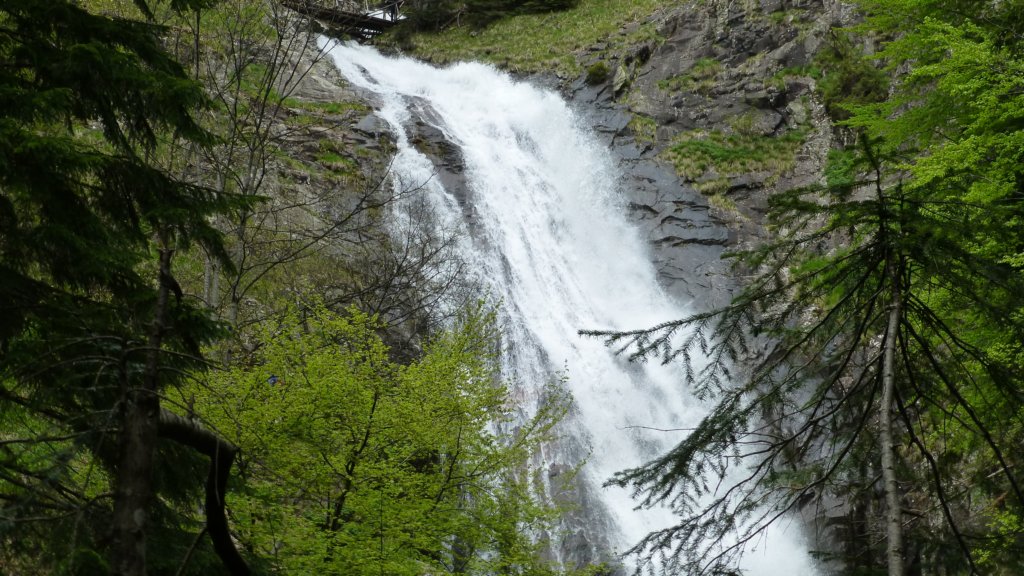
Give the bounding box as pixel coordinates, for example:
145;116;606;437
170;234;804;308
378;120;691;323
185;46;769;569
569;0;849;310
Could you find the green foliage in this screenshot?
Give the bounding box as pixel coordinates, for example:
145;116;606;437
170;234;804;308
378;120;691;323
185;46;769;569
764;63;822;91
627;114;657;144
837;5;1024;568
585;61;610;84
184;302;571;574
0;0;248;573
283;97;370;116
662;127;806;182
402;0;580;32
2;0;593;574
657;58;722;94
767;8;808;25
590;130;1024;574
399;0;664;76
824;148;858;193
587;3;1024;574
706;193;739;214
812;31;889;120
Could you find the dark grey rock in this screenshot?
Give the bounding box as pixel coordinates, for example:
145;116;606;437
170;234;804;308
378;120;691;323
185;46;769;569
353;113;386;136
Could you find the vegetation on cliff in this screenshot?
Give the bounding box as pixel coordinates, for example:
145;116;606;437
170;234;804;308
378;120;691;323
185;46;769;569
396;0;662;76
402;0;580;32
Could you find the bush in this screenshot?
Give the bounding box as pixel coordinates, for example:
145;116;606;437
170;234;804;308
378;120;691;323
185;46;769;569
585;61;609;84
814;33;889;120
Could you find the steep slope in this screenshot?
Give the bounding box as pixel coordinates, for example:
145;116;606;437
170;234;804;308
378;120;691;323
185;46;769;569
402;1;847;304
570;1;846;307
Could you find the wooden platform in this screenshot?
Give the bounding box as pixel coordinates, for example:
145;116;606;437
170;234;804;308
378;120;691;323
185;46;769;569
281;0;398;39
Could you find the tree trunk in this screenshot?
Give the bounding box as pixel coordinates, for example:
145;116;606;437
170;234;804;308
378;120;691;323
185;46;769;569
880;259;905;576
111;248;173;576
222;222;246;367
203;255;220;309
111;387;159;576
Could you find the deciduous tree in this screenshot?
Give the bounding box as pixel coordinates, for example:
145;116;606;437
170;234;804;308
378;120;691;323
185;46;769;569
182;301;571;574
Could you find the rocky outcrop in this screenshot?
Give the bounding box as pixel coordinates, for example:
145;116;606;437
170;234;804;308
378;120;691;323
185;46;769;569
568;0;847;308
555;2;849;567
569;77;734;310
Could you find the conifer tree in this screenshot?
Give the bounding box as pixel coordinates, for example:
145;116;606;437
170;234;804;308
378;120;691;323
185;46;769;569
585;2;1024;573
0;1;251;574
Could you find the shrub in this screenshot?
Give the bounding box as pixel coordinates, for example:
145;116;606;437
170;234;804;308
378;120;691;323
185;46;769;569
585;61;610;84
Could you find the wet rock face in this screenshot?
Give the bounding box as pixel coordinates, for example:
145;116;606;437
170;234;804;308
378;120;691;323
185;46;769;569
367;2;845;312
568;0;846;310
272;40;394;182
569;78;734;311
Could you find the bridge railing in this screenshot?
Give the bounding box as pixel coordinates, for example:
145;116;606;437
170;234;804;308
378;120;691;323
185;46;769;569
312;0;403;20
279;0;402;38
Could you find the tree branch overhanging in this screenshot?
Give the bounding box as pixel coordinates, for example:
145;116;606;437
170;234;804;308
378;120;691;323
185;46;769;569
158;408;250;576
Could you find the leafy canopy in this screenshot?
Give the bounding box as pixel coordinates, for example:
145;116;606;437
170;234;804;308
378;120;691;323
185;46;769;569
183;301;573;575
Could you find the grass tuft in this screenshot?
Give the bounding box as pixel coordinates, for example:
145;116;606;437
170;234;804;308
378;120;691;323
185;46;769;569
657;58;722;94
628;114;657;143
662;127;807;182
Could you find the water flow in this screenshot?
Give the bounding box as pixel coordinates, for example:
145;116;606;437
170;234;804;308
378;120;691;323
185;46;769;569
322;40;815;575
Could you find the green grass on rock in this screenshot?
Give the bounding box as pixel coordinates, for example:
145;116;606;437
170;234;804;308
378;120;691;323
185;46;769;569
401;0;664;76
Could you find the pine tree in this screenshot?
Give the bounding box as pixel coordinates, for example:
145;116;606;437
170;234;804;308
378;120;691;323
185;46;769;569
584;2;1024;572
0;1;250;574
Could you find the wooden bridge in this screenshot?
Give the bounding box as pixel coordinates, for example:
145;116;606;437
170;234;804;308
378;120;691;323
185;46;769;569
281;0;401;40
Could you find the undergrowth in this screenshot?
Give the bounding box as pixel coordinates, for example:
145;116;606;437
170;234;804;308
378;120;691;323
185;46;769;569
657;58;722;94
662;127;807;183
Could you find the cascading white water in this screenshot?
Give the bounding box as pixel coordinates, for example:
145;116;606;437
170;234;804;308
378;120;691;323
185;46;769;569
321;39;817;575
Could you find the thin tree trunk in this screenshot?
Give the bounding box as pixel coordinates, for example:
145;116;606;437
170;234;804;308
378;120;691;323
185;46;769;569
204;255;220;309
880;259;905;576
111;247;173;576
222;222;245;367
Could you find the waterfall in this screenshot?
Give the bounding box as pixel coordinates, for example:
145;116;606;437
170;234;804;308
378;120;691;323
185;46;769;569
321;39;816;575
